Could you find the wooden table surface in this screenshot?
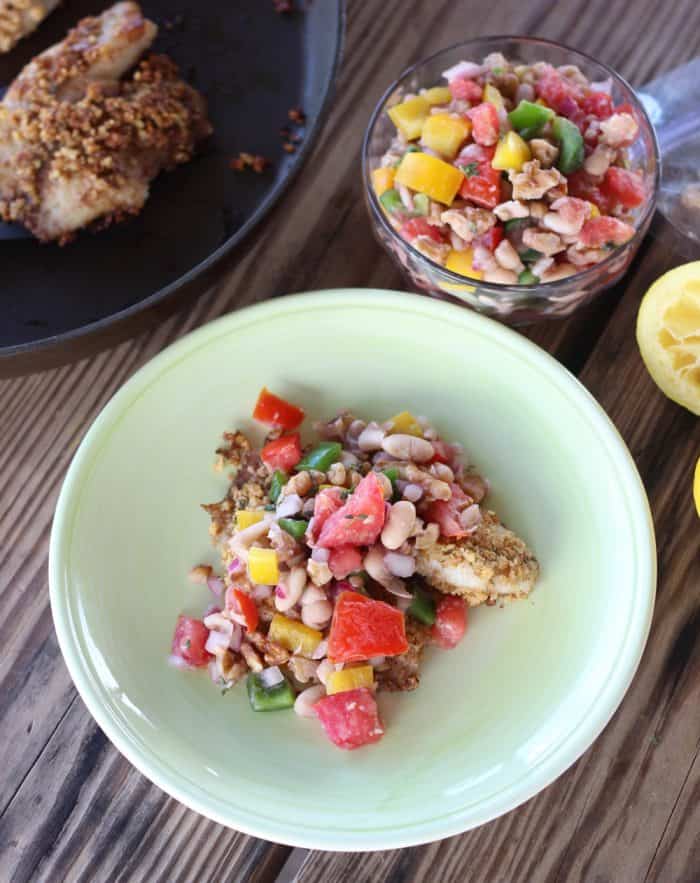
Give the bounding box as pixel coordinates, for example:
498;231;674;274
2;0;700;880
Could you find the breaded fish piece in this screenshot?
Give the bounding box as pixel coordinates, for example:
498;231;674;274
0;0;61;54
415;510;539;605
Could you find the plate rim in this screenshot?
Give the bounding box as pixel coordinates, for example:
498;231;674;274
49;289;657;850
1;0;346;361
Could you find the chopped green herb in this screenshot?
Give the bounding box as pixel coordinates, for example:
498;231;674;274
461;161;479;178
518;269;539;285
278;518;309;540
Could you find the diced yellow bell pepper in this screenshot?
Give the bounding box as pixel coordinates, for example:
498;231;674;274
491;131;532;172
371;167;395;198
420;113;471;160
268;613;322;656
395;152;464;206
236;510;264;530
483;83;505;110
248;547;279;586
326;665;375;695
387;410;423;436
420;86;452;106
387;95;430;141
589;203;600;218
445;248;484;280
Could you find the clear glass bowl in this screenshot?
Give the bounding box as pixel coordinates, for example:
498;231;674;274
362;36;660;324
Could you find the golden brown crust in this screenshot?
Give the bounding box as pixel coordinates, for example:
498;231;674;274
375;619;432;692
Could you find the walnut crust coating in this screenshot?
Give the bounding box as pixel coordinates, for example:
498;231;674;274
0;4;212;242
0;0;59;53
415;510;540;605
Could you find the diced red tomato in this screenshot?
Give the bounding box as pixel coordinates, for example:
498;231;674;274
581;90;613;119
314;688;384;750
253;387;305;430
328;591;408;663
260;433;302;471
449;77;483;103
171;615;210;667
457;144;501;209
431;595;468;649
567;170;611;214
466;102;500;146
579;216;636;248
308;486;346;544
401;217;445;243
317;472;386;548
231;589;259;632
474;223;504;251
600;167;645;209
328;545;364;579
536;70;584;116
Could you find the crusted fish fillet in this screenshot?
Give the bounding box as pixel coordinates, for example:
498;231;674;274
415;510;539;606
0;0;60;53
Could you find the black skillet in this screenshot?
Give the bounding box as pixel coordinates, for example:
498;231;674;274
0;0;344;374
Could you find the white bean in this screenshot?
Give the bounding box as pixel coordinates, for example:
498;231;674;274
384;551;416;578
358;422;386;451
294;685;326;718
381;434;434;463
274;565;306;612
364;544;392;584
301;585;327;606
381;500;416;550
403;483;423;502
302;599;333;630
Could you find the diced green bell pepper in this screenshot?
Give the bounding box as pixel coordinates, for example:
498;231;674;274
382;466;401;502
413;193;430;216
552;116;584;174
407;585;436;625
518;247;542;262
508;100;554;137
269;470;287;504
504;217;530;233
278;518;309;540
379;188;403;214
518;269;539;285
246;671;296;711
295;441;342;473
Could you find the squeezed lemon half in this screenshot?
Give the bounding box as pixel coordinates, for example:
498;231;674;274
694;456;700;518
636;262;700;416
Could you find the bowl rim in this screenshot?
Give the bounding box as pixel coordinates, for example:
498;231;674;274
48;289;657;850
362;34;661;296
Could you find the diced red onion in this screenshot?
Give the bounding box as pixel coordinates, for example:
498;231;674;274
202;603;221;618
383;578;413;600
229;623;242;651
311;638;329;660
275;585;287;599
205;630;230;654
259;666;285;688
442;60;483;81
276;493;302;518
384;551;416;578
167;653;194;671
459;503;483;532
369;655;385;666
340;450;359;468
208;660;220;683
398;183;414;211
396;595;412;612
311;546;330;563
252;584;272;601
227;557;242;574
591;78;613;94
207;576;224;597
403;483;423;502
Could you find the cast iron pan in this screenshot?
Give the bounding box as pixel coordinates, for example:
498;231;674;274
0;0;344;373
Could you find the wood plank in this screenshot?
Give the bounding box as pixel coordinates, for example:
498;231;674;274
1;0;698;878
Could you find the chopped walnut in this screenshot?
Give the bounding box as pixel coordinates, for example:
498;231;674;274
599;113;638;148
528;138;559;168
440;206;495;242
493;199;529;221
219;650;248;685
509;160;565;200
284;471;312;497
412;235;450;263
584;144;616;177
522;226;565;256
247;631;290;666
288;655;319;684
240;642;263;672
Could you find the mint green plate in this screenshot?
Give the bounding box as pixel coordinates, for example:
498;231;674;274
49;290;656;851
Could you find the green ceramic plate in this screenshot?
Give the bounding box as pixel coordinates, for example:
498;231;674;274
49;290;656;850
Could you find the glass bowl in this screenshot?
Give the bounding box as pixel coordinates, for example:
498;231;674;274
362;36;660;324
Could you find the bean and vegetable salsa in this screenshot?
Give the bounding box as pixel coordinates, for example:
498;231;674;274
170;388;538;750
372;53;647;285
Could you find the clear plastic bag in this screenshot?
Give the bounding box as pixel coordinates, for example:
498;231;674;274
639;58;700;244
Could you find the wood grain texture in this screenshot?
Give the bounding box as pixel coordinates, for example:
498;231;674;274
0;0;698;880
